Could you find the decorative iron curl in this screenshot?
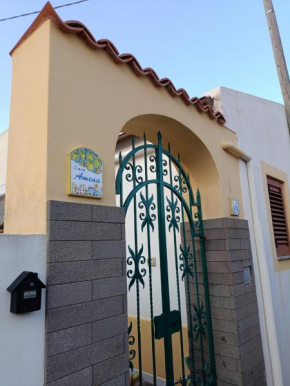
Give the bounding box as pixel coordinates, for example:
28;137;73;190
173;174;189;194
138;192;156;231
135;164;144;183
125;162;134;182
166;197;180;232
193;303;207;341
127;245;146;290
194;212;201;232
124;162;143;184
128;322;136;371
179;244;194;280
149;155;157;173
162;159;168;176
182;177;188;194
174;174;180;191
196;363;213;386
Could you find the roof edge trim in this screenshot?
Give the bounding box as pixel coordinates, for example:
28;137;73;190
10;2;226;125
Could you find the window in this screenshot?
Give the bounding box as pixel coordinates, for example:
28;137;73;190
267;177;290;258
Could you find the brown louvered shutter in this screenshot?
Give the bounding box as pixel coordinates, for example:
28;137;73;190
267;177;290;257
0;195;4;233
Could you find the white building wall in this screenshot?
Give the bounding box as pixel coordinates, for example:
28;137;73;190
0;130;8;196
207;87;290;385
0;235;46;386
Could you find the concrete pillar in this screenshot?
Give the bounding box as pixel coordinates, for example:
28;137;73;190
184;218;266;386
45;201;129;386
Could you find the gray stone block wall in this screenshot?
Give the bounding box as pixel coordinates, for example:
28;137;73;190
184;218;266;386
45;201;129;386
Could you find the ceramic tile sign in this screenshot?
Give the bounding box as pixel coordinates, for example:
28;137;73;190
68;147;103;198
229;197;240;216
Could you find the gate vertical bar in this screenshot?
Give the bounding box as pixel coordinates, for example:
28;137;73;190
118;152;123;207
178;160;197;385
168;144;186;385
197;190;216;382
132;136;143;385
156;132;174;385
143;133;157;385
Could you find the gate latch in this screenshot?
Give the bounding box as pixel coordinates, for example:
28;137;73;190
154;310;181;340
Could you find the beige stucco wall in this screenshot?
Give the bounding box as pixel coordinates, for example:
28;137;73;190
5;19;243;234
0;130;8;195
5;21;50;234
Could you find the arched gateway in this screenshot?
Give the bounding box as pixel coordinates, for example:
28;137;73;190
116;132;216;385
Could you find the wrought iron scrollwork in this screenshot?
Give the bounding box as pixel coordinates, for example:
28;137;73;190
179;244;194;280
166;197;180;232
125;162;134;182
138;192;156;232
125;162;143;184
194;212;202;233
174;174;180;191
162;159;168;176
127;245;146;290
128;322;136;371
173;174;188;194
193;303;207;341
196;363;214;386
116;132;216;385
149;154;157;173
181;177;188;194
135;164;143;183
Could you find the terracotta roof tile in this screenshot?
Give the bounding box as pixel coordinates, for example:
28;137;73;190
10;2;226;125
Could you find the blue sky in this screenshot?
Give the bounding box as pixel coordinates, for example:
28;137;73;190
0;0;290;134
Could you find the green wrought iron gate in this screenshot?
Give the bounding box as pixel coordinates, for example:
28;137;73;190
116;132;216;386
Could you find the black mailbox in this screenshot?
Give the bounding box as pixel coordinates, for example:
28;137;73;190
7;271;46;314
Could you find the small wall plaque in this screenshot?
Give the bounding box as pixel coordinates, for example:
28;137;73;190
68;147;103;198
244;267;252;285
229;198;240;216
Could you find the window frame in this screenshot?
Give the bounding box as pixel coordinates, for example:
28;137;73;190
267;176;290;258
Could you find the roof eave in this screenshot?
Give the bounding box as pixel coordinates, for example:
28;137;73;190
9;2;226;125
